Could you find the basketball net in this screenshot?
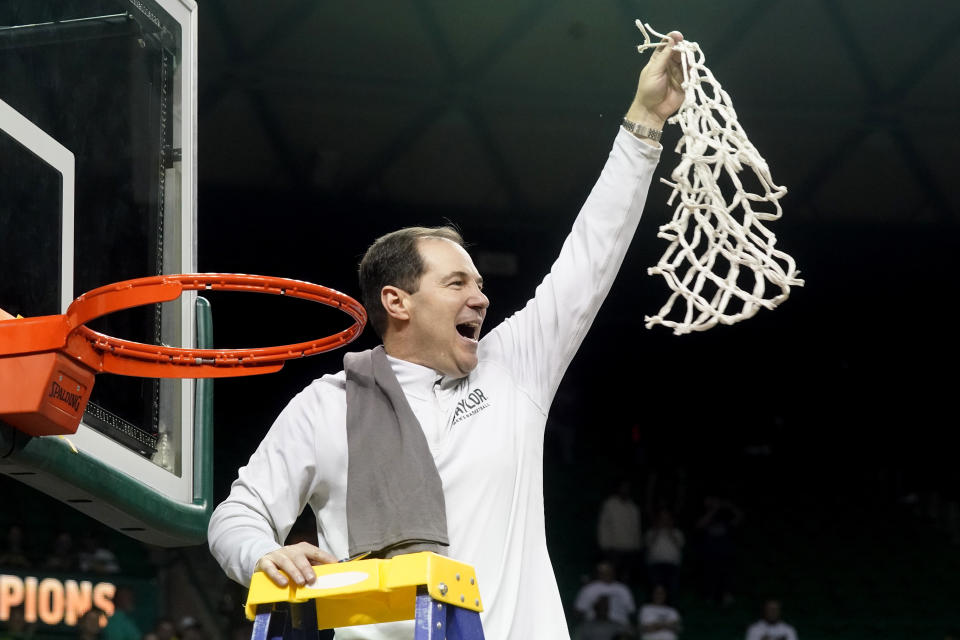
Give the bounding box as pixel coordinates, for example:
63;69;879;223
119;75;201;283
637;21;804;335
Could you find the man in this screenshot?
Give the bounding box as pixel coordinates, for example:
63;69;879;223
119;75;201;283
76;608;106;640
574;561;636;628
745;599;798;640
638;584;682;640
208;29;685;639
645;508;685;599
573;596;631;640
597;479;643;585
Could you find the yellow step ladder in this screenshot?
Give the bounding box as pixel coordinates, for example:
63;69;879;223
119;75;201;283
245;552;485;639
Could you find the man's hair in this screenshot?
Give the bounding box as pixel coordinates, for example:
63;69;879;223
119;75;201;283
358;225;464;337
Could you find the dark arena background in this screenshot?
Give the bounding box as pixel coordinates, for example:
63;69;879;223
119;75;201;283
2;1;959;638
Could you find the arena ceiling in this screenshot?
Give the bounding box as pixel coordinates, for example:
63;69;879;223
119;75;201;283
198;0;960;228
194;0;960;461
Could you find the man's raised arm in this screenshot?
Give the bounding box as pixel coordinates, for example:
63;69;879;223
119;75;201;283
479;31;685;405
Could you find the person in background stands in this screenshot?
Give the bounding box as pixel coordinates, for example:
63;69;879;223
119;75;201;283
644;508;684;599
75;609;105;640
696;496;742;606
745;599;798;640
598;479;643;586
638;584;681;640
573;596;632;640
574;561;637;629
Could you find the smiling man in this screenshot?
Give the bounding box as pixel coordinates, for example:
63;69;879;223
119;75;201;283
208;30;685;640
364;229;489;378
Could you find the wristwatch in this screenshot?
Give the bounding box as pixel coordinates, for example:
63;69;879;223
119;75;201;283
621;118;662;142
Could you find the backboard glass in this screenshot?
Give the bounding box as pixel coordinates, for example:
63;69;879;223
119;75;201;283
0;0;205;545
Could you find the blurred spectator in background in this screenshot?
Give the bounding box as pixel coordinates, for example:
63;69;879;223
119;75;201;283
43;531;77;572
573;596;632;640
102;586;140;640
77;533;119;574
696;496;742;606
644;508;684;599
638;584;681;640
598;480;643;585
148;617;177;640
574;561;636;628
216;586;246;639
179;616;203;640
181;626;203;640
0;606;35;640
745;599;797;640
75;608;105;640
0;525;31;569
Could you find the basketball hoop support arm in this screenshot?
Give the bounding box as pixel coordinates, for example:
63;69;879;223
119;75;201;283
0;297;216;546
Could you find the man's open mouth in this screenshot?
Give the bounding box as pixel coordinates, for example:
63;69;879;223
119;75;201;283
456;322;480;341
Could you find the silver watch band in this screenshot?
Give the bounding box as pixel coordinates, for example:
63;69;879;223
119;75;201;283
621;118;662;142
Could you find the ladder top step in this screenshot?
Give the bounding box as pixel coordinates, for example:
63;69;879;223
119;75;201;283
245;552;484;622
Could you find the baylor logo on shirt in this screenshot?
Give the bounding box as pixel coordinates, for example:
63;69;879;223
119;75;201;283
451;388;490;425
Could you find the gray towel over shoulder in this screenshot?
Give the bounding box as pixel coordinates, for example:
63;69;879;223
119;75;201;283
343;346;449;559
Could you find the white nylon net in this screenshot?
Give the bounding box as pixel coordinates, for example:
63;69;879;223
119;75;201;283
637;21;804;335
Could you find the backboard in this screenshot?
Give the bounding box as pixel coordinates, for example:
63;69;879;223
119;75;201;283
0;0;204;545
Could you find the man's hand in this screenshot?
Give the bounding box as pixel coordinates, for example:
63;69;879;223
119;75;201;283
626;30;685;133
255;542;337;587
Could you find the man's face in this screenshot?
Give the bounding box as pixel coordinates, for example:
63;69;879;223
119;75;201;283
764;600;781;623
652;585;667;605
596;562;615;583
403;238;488;377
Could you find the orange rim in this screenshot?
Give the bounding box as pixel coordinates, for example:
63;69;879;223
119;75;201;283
65;274;366;373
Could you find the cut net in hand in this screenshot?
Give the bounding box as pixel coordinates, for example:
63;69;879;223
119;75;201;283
637;21;804;335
